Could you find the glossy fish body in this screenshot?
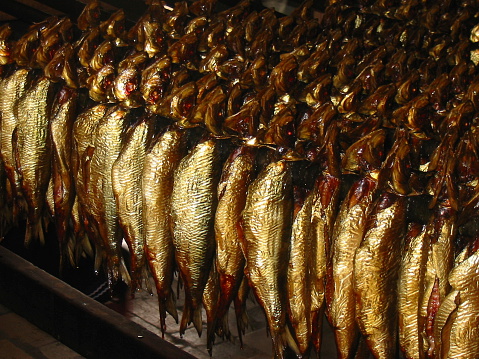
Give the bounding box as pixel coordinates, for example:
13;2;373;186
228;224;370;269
143;128;184;334
311;170;341;350
398;223;428;359
328;177;377;358
354;192;407;359
0;69;32;216
72;104;109;261
420;205;457;355
214;146;255;342
112;118;152;292
171;138;219;336
50;86;78;267
287;189;314;355
438;248;479;358
87;106;130;287
13;76;54;246
239;160;298;359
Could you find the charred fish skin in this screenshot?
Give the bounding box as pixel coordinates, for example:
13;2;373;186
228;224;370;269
13;76;55;246
50;86;78;268
214;146;255;342
239;159;298;359
171;138;219;337
398;223;428;359
87;105;130;288
112;118;153;293
354;191;407;359
328;176;377;359
143;128;185;335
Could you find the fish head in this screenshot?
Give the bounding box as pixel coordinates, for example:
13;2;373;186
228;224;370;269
163;1;189;39
89;40;115;72
0;24;14;66
77;27;102;69
100;9;127;42
189;0;217;17
142;21;167;57
140;56;171;107
87;64;116;102
342;128;386;175
168;33;198;65
77;0;102;31
270;55;298;96
199;44;229;74
114;67;143;108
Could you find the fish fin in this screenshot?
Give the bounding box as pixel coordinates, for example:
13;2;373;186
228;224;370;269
119;257;131;287
233;295;248;348
192;303;203;337
282;326;300;357
179;298;202;337
165;290;179;323
206;315;217;356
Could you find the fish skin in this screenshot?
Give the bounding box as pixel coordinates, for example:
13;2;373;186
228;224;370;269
442;250;479;358
72;103;109;268
86;105;130;288
328;177;377;359
354;192;407;359
287;188;314;355
50;86;78;268
214;146;255;344
0;69;32;218
420;206;457;354
203;259;221;355
171;138;219;337
112;118;153;293
143;128;184;335
13;76;55;246
398;223;428;359
311;171;341;353
239;160;298;359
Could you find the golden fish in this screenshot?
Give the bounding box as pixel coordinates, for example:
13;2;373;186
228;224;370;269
86;106;130;287
143;128;184;335
13;77;54;246
0;24;13;66
214;146;255;345
0;69;32;219
112;118;153;292
420;205;457;355
171;138;219;336
435;247;479;358
398;223;428;359
77;0;101;31
287;189;314;355
203;260;220;354
354;192;407;358
50;86;78;268
311;149;341;352
239;160;298;359
72;104;109;255
328;176;377;358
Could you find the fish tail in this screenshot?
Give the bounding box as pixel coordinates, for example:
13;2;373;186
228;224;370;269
179;300;203;337
233;295;248;348
270;325;301;358
311;309;323;354
131;264;151;293
206;315;217;356
24;217;44;247
165;290;179;323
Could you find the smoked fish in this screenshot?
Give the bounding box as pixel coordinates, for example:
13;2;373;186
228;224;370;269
214;146;255;344
142;128;184;334
86;105;130;287
112;117;153;292
239;159;298;358
13;76;54;246
171;138;219;337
